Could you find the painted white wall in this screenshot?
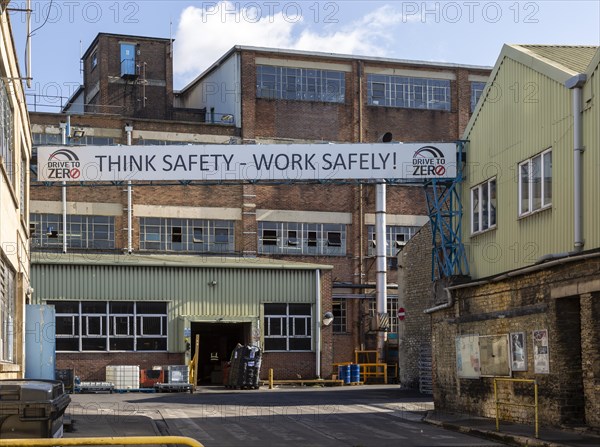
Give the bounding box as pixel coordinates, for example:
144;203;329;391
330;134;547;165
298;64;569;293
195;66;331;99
179;53;242;127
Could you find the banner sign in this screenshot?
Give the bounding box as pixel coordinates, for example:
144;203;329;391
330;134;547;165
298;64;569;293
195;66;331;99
37;143;457;182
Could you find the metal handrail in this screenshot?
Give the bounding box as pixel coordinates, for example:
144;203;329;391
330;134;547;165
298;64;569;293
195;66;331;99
0;436;203;447
493;378;538;438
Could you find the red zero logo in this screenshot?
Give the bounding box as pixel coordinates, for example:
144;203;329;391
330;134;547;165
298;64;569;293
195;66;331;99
434;165;446;176
71;168;81;179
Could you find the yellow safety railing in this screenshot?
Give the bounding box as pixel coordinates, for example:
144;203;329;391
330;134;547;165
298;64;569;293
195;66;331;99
0;436;203;447
493;378;538;439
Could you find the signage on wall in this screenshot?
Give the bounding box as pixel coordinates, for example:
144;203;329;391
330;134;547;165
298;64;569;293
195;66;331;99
533;329;549;374
37;143;458;182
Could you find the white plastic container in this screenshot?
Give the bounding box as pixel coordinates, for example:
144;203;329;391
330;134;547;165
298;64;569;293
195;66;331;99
166;365;189;384
106;365;140;389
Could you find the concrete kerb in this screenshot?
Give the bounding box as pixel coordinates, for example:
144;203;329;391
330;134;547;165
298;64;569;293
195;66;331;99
423;411;600;447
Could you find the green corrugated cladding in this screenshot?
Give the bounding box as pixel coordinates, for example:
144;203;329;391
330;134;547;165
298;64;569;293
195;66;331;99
461;56;600;279
583;59;600;252
31;262;320;352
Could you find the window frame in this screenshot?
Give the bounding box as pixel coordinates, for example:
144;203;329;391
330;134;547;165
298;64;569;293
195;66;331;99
51;300;168;352
332;300;347;334
263;303;312;352
256;65;346;103
470;178;497;234
258;222;347;256
518;149;552;217
367;74;451;111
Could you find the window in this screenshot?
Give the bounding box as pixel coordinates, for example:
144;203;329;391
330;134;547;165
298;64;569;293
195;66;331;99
471;179;497;233
171;226;182;243
256;65;345;103
20;152;27;220
139;218;235;253
332;300;347;333
471;81;486;112
264;303;312;351
50;300;167;352
30;214;115;249
258;222;347;256
91;51;98;69
369;296;399;334
519;149;552;216
0;256;16;362
367;225;420;257
1;77;14;185
367;74;451;110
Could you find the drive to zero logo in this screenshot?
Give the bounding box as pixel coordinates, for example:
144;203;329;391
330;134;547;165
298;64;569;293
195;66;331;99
46;149;81;179
412;146;447;176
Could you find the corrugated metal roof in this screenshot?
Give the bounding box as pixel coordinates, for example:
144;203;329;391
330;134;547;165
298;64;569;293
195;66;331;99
31;252;333;270
517;45;599;73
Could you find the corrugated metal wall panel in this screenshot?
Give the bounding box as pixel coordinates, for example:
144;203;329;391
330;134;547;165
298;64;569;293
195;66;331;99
32;263;319;352
583;64;600;248
32;264;317;307
463;57;577;278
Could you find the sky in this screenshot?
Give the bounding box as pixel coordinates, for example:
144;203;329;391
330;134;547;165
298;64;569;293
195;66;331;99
8;1;600;112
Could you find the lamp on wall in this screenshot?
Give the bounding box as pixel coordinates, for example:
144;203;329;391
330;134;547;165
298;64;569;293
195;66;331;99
323;311;334;327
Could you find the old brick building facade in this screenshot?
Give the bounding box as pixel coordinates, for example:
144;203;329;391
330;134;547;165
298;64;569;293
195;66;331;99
30;33;491;382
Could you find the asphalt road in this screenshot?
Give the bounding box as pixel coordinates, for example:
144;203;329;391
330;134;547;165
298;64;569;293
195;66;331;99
67;385;508;447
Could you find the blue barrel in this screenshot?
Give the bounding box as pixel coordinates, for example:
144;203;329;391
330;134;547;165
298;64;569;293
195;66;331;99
338;365;351;384
350;364;360;383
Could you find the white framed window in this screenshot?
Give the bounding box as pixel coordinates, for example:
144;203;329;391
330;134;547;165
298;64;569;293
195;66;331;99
50;300;168;352
471;178;497;234
519;149;552;217
471;81;486;112
367;74;451;111
264;303;312;351
0;77;14;186
258;222;347;256
367;225;420;257
139;217;234;253
256;65;345;103
0;256;16;362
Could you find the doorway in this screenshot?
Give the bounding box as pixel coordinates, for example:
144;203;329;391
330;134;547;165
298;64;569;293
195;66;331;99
191;322;251;385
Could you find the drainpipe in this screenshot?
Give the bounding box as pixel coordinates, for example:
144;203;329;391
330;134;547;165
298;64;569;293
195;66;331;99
375;181;387;358
315;269;322;378
565;74;587;253
125;124;134;254
59;119;68;253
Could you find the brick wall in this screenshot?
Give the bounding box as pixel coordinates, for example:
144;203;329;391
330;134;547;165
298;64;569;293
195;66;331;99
429;256;600;429
398;223;433;389
57;352;184;382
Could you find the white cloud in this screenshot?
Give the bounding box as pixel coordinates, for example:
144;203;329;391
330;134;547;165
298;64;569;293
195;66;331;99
173;2;407;88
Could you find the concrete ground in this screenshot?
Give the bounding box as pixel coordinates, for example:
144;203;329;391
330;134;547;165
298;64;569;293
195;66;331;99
59;385;600;447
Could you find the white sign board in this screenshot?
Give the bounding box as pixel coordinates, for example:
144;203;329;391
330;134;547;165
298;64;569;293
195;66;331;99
37;143;457;182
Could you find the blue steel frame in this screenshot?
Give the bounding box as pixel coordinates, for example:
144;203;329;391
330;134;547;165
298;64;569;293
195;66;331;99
424;141;469;280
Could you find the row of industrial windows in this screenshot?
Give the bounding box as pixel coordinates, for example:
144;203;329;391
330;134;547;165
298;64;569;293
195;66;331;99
139;217;235;253
50;301;168;352
256;65;345;103
256;65;486;112
258;222;346;256
31;214;420;258
367;74;451;110
0;256;16;363
471;149;552;234
332;297;399;334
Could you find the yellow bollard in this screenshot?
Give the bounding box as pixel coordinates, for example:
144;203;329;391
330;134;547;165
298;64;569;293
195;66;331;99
269;368;274;389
